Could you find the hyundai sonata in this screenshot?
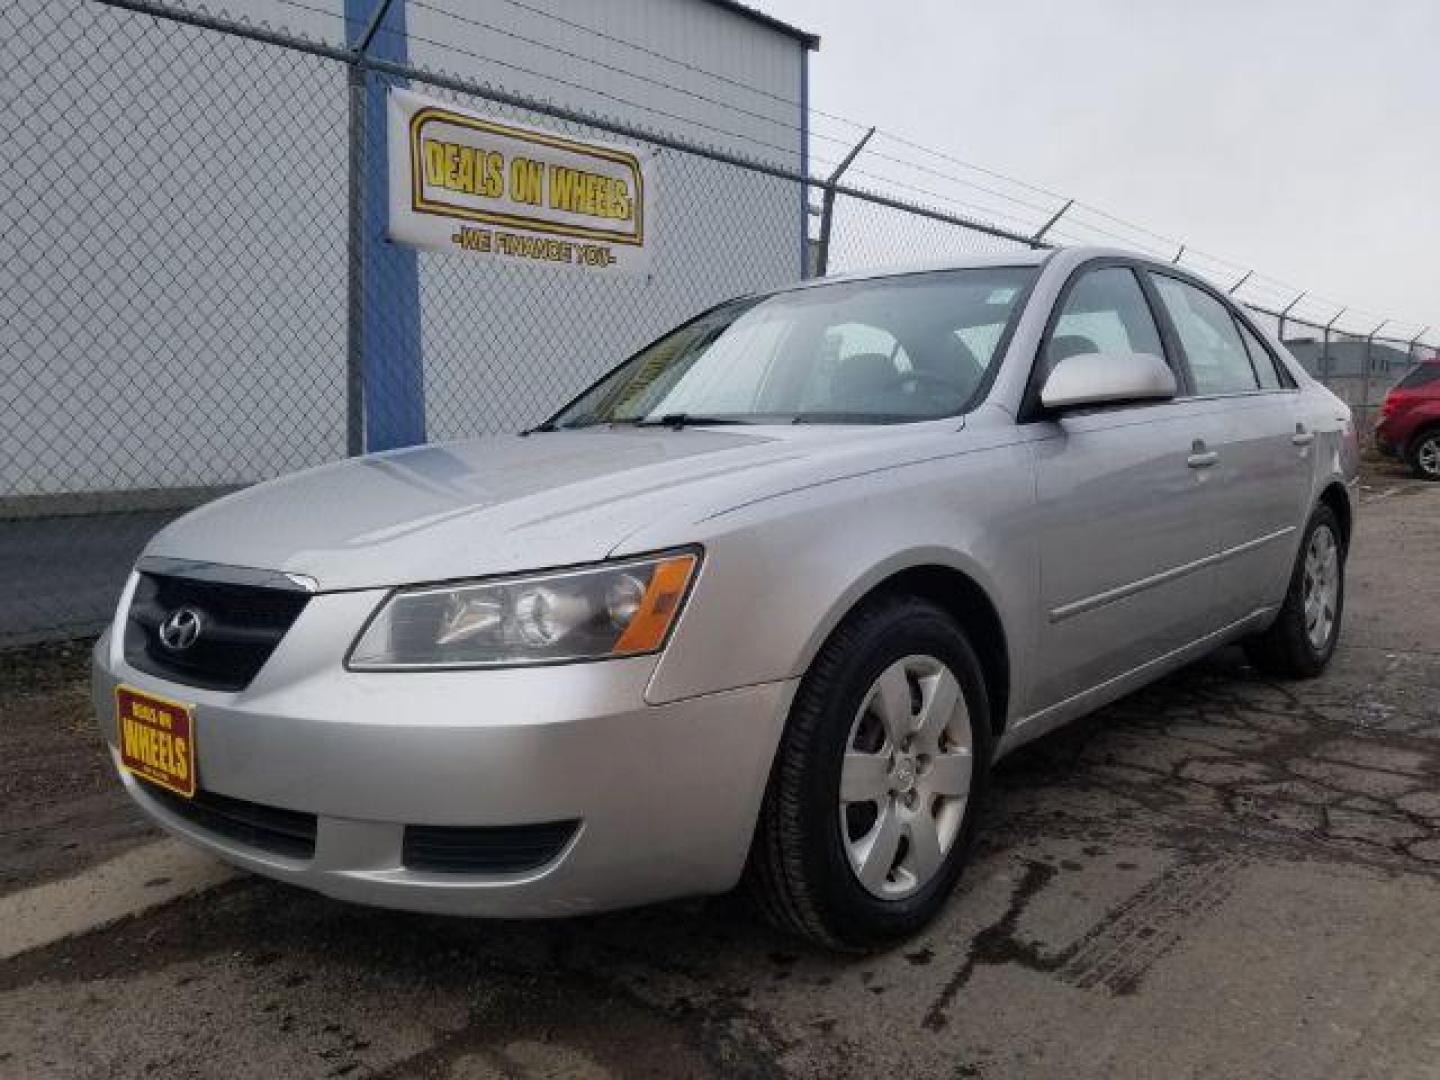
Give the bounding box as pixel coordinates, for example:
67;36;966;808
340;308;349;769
95;247;1357;948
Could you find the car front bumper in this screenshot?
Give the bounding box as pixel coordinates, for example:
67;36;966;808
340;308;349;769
92;587;795;917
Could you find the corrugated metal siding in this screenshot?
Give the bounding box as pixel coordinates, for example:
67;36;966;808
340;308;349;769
4;0;807;492
404;0;804;167
1;0;351;496
401;0;808;442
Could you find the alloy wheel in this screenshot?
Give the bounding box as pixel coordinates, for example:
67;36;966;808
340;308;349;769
1418;435;1440;479
839;654;972;899
1302;524;1340;652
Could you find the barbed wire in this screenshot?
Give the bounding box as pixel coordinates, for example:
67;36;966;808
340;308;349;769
110;0;1440;344
398;0;1069;226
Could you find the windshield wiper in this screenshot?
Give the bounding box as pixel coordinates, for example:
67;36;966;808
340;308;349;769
631;413;752;429
531;414;753;432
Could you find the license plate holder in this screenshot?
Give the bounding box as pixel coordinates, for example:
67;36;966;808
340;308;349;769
116;685;196;798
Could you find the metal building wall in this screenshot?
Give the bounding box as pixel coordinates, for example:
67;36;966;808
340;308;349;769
2;0;807;495
405;0;805;167
401;0;808;442
0;0;351;498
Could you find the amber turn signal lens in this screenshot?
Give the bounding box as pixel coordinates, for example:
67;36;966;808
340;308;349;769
612;553;698;655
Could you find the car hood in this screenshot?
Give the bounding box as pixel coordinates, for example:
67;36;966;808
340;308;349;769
144;426;916;590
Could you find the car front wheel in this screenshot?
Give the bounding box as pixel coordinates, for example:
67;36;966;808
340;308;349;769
744;593;992;950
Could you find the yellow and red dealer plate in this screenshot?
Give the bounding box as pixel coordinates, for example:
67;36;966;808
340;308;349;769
116;686;196;798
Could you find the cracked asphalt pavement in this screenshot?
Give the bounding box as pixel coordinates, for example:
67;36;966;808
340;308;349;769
2;465;1438;1079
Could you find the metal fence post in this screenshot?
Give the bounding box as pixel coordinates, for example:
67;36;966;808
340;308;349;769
1029;199;1072;248
797;44;810;279
345;57;368;457
814;127;874;278
1360;319;1387;439
1321;308;1345;387
1277;291;1306;346
1408;327;1430;367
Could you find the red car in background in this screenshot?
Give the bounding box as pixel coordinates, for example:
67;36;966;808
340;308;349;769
1376;361;1440;480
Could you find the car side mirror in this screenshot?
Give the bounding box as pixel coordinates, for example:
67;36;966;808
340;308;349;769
1039;351;1177;411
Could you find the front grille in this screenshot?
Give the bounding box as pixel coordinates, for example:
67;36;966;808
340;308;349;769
143;781;317;860
124;572;310;691
403;820;579;874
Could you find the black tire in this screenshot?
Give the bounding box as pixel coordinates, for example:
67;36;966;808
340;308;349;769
743;593;993;951
1407;427;1440;482
1243;504;1346;678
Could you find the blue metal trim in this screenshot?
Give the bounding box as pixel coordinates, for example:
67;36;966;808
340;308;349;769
347;0;425;452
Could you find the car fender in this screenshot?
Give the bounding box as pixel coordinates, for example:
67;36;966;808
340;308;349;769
627;441;1039;709
1304;385;1360;538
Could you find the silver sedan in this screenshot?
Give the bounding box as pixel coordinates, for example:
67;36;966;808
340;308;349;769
93;247;1358;949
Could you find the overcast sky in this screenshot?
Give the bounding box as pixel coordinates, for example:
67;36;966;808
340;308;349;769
764;0;1439;337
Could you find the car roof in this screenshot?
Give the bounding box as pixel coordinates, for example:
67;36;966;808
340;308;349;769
798;250;1050;289
783;245;1171;293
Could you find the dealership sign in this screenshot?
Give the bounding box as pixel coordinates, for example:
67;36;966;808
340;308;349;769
387;89;651;273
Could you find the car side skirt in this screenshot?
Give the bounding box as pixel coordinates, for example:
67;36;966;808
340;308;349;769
997;605;1277;759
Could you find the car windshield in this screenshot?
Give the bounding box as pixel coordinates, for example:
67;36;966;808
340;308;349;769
545;267;1037;428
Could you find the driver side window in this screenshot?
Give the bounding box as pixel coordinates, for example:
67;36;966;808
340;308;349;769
1044;266;1165;379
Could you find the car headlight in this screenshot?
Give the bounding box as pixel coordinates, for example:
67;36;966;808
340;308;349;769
347;549;700;670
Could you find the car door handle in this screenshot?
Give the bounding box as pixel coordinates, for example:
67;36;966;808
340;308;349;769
1292;425;1316;447
1187;450;1219;469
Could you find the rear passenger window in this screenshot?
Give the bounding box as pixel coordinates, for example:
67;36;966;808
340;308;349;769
1236;319;1285;390
1152;275;1259;395
1397;364;1440;389
1043;267;1165;378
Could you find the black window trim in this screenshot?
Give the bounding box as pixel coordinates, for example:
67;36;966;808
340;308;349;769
1233;312;1284;390
1020;255;1189;423
1143;265;1300;400
1232;307;1298;391
1232;311;1268;387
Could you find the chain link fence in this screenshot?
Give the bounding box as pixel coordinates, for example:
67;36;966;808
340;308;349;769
1;0;1433;645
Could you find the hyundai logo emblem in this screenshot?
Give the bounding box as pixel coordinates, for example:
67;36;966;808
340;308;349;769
158;607;204;651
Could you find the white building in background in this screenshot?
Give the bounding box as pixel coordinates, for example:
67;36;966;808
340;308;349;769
1;0;817;498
